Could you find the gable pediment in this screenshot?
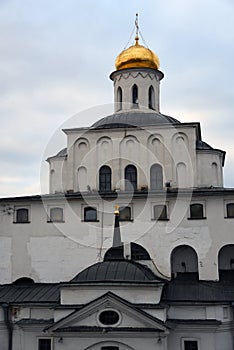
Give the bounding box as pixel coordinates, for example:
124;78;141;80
46;292;168;334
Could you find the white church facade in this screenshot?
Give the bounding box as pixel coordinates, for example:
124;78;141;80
0;25;234;350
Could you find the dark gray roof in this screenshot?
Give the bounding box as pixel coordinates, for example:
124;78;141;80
17;318;54;325
162;272;234;302
0;284;60;304
55;148;67;157
71;260;158;282
91;111;180;129
1;272;234;305
55;326;161;333
196;140;213;150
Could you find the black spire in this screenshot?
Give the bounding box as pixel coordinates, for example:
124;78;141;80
113;205;122;247
104;205;124;261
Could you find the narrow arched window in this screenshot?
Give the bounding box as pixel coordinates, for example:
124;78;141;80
99;165;111;191
150;164;163;190
117;87;122;111
132;84;138;108
125;165;137;191
189;204;204;219
148;85;155;110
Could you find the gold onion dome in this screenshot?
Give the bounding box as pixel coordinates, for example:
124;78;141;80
115;35;160;71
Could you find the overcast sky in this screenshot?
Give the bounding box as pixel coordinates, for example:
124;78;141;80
0;0;234;197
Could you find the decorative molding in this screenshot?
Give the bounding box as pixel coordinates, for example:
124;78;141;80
114;71;158;83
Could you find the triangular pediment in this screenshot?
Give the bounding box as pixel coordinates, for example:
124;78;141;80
46;292;168;333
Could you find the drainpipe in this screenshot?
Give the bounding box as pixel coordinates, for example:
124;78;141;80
2;303;13;350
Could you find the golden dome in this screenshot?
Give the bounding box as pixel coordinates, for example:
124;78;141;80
115;37;160;71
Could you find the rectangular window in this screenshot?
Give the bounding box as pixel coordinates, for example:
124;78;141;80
189;203;205;219
48;207;64;222
101;347;119;350
227;203;234;218
14;207;30;223
38;338;52;350
153;205;168;220
184;340;198;350
84;206;98;221
119;206;132;221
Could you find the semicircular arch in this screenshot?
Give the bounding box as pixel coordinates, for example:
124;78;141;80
170;244;198;277
85;341;135;350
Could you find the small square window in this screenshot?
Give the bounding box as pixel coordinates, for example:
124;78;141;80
153;205;168;220
184;340;198;350
48;207;64;222
84;207;97;222
38;338;52;350
227;203;234;218
119;206;131;221
189;203;204;219
15;208;30;223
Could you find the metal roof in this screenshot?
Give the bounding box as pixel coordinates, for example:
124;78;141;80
1;272;234;305
0;284;60;304
70;260;158;283
91;111;180;129
162;272;234;302
55;148;67;157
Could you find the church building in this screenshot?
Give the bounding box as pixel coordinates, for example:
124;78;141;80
0;22;234;350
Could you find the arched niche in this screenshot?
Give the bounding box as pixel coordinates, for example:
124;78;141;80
97;136;113;147
171;245;198;278
97;136;113;164
172;132;189;148
74;138;90;168
172;133;190;171
120;135;140;165
176;162;187;187
211;162;218;186
74;137;90;153
77;166;87;191
147;134;166;167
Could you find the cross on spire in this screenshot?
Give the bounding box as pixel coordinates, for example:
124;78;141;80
135;13;139;45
